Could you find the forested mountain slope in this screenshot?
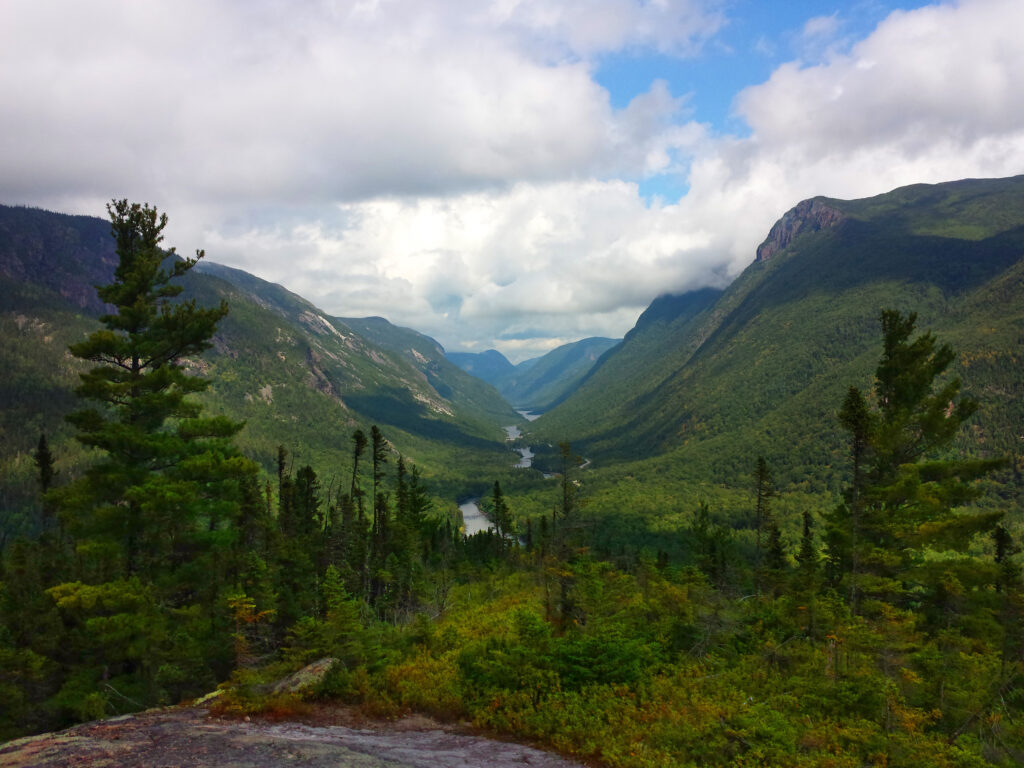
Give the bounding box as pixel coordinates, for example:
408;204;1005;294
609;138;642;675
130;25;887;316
536;176;1024;493
449;336;620;412
446;349;516;386
0;205;519;540
496;336;620;412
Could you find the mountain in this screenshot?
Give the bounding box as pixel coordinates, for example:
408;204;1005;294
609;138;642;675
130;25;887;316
446;349;515;386
497;337;620;412
535;176;1024;498
0;205;520;539
449;338;620;413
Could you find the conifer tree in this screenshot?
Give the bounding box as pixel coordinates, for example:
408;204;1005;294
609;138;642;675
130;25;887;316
490;480;512;547
369;425;389;603
796;510;817;578
33;433;57;527
345;429;370;595
350;429;367;516
831;310;1005;613
794;509;820;635
765;518;785;572
754;456;775;593
47;200;256;715
57;200;251;581
32;433;55;496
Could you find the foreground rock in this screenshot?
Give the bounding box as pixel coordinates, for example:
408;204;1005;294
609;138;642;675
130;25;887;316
0;705;588;768
268;656;338;694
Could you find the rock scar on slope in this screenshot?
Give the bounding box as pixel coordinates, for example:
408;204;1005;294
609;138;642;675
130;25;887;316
0;706;589;768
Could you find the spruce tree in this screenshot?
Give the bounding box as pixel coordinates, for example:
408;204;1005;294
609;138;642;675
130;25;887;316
32;433;55;496
490;480;512;547
832;310;1005;613
754;456;775;593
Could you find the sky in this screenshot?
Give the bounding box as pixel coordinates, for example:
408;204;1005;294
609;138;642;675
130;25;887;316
2;0;1023;362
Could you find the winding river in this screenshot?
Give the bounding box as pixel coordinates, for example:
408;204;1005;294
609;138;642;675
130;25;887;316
460;422;537;534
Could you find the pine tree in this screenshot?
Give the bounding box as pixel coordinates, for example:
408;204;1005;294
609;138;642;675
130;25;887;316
57;200;251;581
993;524;1019;594
794;509;820;635
837;386;872;610
765;518;785;572
346;429;369;595
46;201;256;713
33;433;57;527
796;510;817;577
368;425;389;603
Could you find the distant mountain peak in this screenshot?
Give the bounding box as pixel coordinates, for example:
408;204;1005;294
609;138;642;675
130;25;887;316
446;349;514;386
756;198;845;262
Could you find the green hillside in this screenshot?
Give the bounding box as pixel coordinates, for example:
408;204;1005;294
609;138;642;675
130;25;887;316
446;349;515;385
449;337;621;413
532;176;1024;517
0;206;520;541
497;336;620;412
5;190;1024;768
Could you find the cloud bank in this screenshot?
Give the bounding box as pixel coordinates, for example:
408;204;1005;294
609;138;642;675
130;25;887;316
2;0;1023;360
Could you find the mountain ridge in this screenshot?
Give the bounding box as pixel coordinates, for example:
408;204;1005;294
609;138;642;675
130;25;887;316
0;204;521;540
448;337;620;412
534;175;1024;498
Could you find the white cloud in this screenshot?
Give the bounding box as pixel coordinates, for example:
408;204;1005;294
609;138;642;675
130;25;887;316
0;0;716;208
205;179;726;359
694;0;1024;274
484;0;725;57
2;0;1024;362
739;1;1024;155
802;13;841;41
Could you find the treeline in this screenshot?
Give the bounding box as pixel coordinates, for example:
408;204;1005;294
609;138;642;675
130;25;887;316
290;309;1024;766
2;419;535;738
0;201;507;738
4;200;1024;766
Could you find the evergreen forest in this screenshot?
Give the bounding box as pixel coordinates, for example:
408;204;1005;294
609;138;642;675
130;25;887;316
2;186;1024;768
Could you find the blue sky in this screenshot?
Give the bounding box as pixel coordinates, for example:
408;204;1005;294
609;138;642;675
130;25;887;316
596;0;924;201
2;0;1023;361
598;1;923;116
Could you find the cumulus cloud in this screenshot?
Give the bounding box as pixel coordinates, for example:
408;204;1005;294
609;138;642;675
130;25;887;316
694;0;1024;274
2;0;1023;361
204;179;726;356
0;0;715;207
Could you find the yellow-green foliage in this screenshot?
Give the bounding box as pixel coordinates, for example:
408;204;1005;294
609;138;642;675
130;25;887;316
307;563;1022;768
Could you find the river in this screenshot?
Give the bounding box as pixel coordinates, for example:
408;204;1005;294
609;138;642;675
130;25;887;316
458;498;492;535
460;422;537;534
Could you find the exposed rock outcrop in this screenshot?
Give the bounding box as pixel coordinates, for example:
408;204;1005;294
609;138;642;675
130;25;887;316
755;198;846;261
0;704;588;767
269;657;338;695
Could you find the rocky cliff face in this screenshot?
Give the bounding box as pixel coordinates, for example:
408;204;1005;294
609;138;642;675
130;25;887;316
755;198;845;261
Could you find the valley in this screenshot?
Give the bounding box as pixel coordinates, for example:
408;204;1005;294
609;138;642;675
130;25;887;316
2;176;1024;767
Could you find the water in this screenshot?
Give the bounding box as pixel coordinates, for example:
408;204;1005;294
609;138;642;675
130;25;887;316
457;425;540;535
459;498;492;535
515;409;542;422
514;445;534;468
